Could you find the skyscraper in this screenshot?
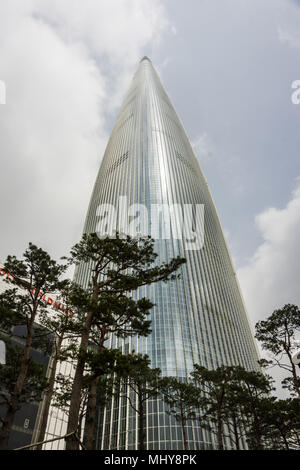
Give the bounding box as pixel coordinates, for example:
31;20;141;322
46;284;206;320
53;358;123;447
76;57;259;450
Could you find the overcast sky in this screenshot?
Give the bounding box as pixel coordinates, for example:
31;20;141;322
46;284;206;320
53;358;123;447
0;0;300;338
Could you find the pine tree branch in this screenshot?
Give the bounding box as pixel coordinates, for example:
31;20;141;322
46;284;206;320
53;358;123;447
13;429;85;451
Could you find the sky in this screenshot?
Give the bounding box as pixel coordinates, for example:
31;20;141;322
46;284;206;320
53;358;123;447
0;0;299;348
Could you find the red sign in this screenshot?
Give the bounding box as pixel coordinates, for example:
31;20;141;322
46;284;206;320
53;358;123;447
0;267;72;316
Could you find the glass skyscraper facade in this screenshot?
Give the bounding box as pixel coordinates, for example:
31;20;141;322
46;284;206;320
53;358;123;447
75;57;260;450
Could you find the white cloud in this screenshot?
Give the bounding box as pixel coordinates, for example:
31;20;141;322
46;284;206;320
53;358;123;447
192;132;213;159
278;26;300;48
237;184;300;327
0;0;170;261
33;0;169;110
36;0;168;62
277;2;300;49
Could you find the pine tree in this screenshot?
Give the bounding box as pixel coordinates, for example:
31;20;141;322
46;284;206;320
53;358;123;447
0;244;66;450
114;353;161;450
159;377;200;451
64;233;185;450
255;304;300;397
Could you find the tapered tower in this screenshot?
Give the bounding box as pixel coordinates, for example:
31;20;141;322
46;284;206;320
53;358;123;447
76;57;259;450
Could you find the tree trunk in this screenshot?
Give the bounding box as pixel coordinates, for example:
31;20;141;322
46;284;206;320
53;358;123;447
35;335;63;450
232;413;240;450
65;310;94;450
138;393;146;451
0;316;35;450
284;331;300;397
0;403;16;450
291;361;300;397
83;332;106;450
252;414;263;450
279;430;289;450
180;405;188;450
84;375;99;450
217;409;224;450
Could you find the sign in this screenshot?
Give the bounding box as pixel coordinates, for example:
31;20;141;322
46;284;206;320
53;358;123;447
0;267;72;316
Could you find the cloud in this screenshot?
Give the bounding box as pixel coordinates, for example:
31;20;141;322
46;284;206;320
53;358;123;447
0;0;170;261
278;26;300;48
32;0;169;108
277;1;300;49
192;133;213;160
237;183;300;327
35;0;168;63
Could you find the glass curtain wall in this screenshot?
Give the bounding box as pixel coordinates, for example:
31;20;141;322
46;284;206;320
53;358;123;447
74;58;260;450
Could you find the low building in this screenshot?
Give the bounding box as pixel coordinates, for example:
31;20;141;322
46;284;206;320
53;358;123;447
0;261;72;450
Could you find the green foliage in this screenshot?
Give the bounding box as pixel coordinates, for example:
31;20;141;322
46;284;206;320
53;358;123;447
64;233;186;449
158;376;200;450
115;353;161;406
67;233;185;289
4;243;67;293
0;243;67;332
191;364;276;450
255;304;300;397
191;364;245;415
64;232;186;355
112;353;161;450
255;304;300;354
159;376;200;422
0;243;67;449
64;233;185;343
230;369;274;450
0;340;48;408
68;287;153;340
191;365;241;449
259;397;300;449
52;373;88;417
85;347;122;379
